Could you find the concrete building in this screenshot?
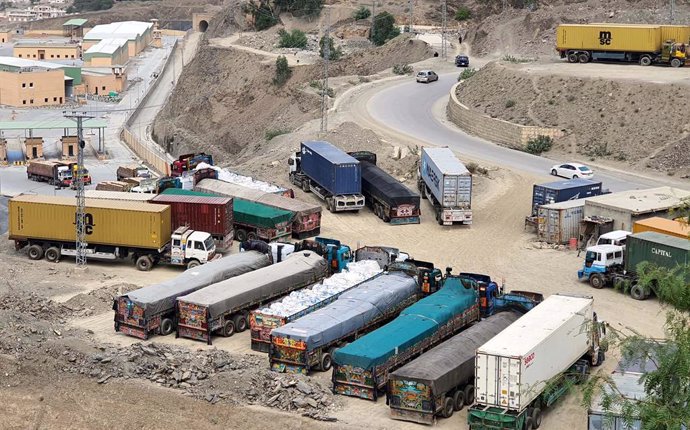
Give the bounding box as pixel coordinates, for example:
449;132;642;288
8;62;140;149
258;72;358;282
0;32;12;43
63;18;87;39
83;38;128;66
83;21;153;57
8;9;35;22
8;5;65;22
81;67;126;95
13;40;80;61
0;57;67;106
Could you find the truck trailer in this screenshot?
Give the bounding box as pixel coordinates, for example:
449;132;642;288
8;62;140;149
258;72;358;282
556;24;687;67
349;151;421;225
170;153;213;177
8;195;217;271
26;160;73;187
116;164;151;181
289;140;365;213
467;294;606;430
114;251;272;339
417;147;472;225
176;251;328;344
531;178;604;216
332;271;481;400
269;260;443;375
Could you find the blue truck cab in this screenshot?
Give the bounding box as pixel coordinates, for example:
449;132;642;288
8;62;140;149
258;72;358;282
577;244;624;288
460;272;544;317
315;237;352;273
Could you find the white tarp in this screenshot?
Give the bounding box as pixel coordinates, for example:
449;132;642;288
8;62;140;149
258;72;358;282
195;163;286;194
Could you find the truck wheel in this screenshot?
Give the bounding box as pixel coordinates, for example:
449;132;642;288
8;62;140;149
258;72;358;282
221;320;235;337
233;314;247;332
247;232;258;241
436;210;444;226
159;318;174;336
319;352;332;372
327;199;336;213
589;273;605;289
452;390;465;411
463;384;475;405
578;53;589;63
523;416;534;430
136;255;153;271
27;245;44;260
186;259;200;269
671;58;682;68
630;284;648;301
45;246;61;262
567;53;578;63
532;408;542;429
640;55;652;66
235;229;248;242
419;182;428;199
441;397;454;418
302;180;310;193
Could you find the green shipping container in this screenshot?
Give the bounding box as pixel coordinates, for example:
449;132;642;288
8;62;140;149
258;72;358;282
625;231;690;274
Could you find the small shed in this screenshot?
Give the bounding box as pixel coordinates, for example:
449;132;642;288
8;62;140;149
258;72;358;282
63;18;87;40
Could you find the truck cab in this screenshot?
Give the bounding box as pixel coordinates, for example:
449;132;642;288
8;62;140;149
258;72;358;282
171;153;214;177
168;226;217;268
596;230;629;247
577;244;624;288
461;272;544;317
56;164;73;187
69;163;92;188
269;236;353;273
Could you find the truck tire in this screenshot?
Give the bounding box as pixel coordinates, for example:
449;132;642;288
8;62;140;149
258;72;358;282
452;390;465;411
639;55;652;66
247;232;258;241
589;273;605;289
302;180;310;193
186;259;200;269
578;53;589;63
327;198;336;213
319;352;332;372
418;182;428;199
532;408;542;429
221;320;235;337
671;58;682;68
567;52;578;63
159;318;174;336
235;229;248;242
233;314;248;332
136;255;153;271
630;284;648;301
28;245;44;260
441;397;454;418
463;384;475;405
524;416;534;430
45;246;61;262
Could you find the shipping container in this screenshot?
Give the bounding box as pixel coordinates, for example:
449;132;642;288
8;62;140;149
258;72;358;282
420;147;471;209
632;216;690;240
532;178;602;216
661;24;690;44
537;200;585;244
300;141;361;195
85;190;155;202
557;24;662;53
9;194;170;249
625;231;690;273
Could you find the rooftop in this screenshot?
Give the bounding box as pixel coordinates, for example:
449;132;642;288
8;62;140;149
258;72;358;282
14;40;78;48
0;56;64;70
84;38;128;55
84;21;153;41
63;18;87;27
584;186;690;214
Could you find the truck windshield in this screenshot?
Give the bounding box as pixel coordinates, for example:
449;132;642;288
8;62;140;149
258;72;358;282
585;251;599;262
203;236;215;251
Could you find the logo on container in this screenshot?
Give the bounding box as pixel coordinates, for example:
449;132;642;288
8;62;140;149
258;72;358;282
523;352;536;367
651;247;672;258
425;163;440;189
599;31;612;46
74;213;95;235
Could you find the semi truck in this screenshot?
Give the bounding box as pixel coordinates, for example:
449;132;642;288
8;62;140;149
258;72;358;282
269;260;443;375
113;251;272;339
556;24;687;67
331;271;481;400
176;251;328;344
8;195;217;271
578;231;690;300
116;164;151;181
288;140;365;213
348;151;421;225
417;147;472;225
467;294;606;430
170;153;214;177
243;236;353;275
26;160;73;187
249;259;382;352
196;179;322;239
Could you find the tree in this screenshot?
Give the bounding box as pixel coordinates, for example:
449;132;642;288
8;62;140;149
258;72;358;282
68;0;114;12
274;0;323;17
371;12;400;46
319;35;342;60
273;56;292;86
278;29;308;49
353;6;371;20
243;1;279;31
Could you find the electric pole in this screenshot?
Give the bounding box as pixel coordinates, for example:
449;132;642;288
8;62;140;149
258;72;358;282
370;2;376;42
321;8;330;133
441;0;447;59
408;0;414;32
64;111;93;268
671;0;675;22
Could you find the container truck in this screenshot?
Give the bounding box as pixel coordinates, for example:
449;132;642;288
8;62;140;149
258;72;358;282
176;251;328;344
332;271;481;400
417;147;472;225
467;294;606;430
26;160;72;187
249;259;382;352
170;153;213;177
233;198;292;242
348;151;421;225
633;216;690;239
69;163;92;188
288;140;365;213
556;24;687;67
578;231;690;300
116;164;151;181
113;251;272;339
192;163;295;198
196;179;321;239
269;260;443;375
389;312;522;424
530;178;604;216
8;195;217;271
354;245;410;269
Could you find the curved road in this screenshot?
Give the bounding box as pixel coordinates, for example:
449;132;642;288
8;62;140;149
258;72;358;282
366;72;668;192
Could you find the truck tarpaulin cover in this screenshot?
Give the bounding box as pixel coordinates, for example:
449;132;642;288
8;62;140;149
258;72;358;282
178;251;328;319
332;276;478;370
271;272;417;351
233;199;293;227
390;312;520;396
120;251;271;318
360;161;420;208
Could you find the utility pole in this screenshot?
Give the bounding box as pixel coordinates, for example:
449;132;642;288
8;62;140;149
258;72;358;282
370;1;376;42
64;111;93;268
321;8;330;133
408;0;414;32
670;0;675;22
441;0;447;59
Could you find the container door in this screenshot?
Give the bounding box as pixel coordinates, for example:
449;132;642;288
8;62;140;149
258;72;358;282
475;352;498;406
548;209;560;243
497;356;522;409
456;176;472;209
442;176;458;206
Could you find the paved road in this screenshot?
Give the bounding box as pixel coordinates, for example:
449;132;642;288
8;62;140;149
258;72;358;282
366;72;674;192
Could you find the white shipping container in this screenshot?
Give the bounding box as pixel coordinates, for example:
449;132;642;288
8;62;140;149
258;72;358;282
537;200;584;244
475;294;594;413
420;147;472;209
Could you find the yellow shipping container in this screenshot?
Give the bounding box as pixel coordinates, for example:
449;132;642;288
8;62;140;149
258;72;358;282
661;25;690;44
632;216;690;240
557;24;662;53
9;195;171;249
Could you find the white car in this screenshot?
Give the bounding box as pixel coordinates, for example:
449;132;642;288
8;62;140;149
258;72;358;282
550;163;594;179
416;70;439;83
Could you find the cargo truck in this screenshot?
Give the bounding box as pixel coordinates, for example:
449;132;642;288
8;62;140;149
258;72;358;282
233;198;292;242
114;251;272;339
578;231;690;300
116;164;151;181
243;236;352;274
417;147;472;225
196;179;321;239
354;245;410;269
467;294;606;430
170;153;213;177
9;195;217;271
556;24;687;67
348;151;421;225
69;163;92;189
176;251;328;344
269;260;443;375
530;178;604;217
26;160;73;187
192;163;295;198
288;140;365;213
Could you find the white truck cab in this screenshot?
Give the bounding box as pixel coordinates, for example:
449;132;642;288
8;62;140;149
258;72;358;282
170;227;217;268
584;244;624;271
596;230;630;247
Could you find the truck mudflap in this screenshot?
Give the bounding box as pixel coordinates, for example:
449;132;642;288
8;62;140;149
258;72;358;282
467;405;522;430
389;379;436;425
332;365;377;400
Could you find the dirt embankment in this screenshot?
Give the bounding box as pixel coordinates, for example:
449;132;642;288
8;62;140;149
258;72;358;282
455;61;690;172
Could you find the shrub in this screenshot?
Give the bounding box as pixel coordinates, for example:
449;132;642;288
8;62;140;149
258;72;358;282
353;6;371;20
524;135;553;154
310;80;335;97
67;0;113;13
505;99;516;108
466;162;478;173
274;0;322;17
265;129;290;140
319;36;342;60
502;54;534;63
458;68;476;81
392;63;413;75
454;7;472;21
243;1;278;30
278;29;308;49
273;56;292;86
371;12;400;46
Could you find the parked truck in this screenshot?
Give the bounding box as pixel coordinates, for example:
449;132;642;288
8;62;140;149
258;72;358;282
556;24;687;67
116;164;151;181
9;195;217;271
348;151;421;225
69;163;92;188
467;294;606;430
417;147;472;225
170;153;214;177
113;251;272;339
354;245;410;269
242;236;352;274
196;179;322;239
289;140;365;213
26;160;73;187
192;162;295;198
578;231;690;300
176;251;328;344
269;260;443;374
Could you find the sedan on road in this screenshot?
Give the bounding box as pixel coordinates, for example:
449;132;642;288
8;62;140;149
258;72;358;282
551;162;594;179
416;70;439;83
455;55;470;67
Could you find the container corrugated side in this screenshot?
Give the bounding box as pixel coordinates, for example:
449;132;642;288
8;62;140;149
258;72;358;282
537;202;584;244
300;142;361;195
557;24;661;53
661;25;690;44
632;217;690;240
85;190;155;202
150;194;233;236
625;231;690;273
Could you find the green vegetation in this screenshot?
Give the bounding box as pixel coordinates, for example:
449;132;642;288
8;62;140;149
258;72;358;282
265;128;290;140
278;29;308;49
353;6;371;20
505;99;516;108
458;68;477;81
392;63;413;75
309;80;335;97
273;56;292;86
371;12;400;46
67;0;113;13
319;35;342;60
524;135;553;154
502;54;535;63
274;0;323;17
454;7;472;21
243;1;279;30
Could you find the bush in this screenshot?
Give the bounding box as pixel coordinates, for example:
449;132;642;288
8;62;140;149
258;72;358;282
265;128;290;140
273;56;292;86
319;36;342;60
505;99;516;108
466;161;478;173
353;6;371;20
371;12;400;46
524;135;553;154
392;63;413;75
458;68;476;81
502;54;534;63
274;0;322;17
454;7;472;21
67;0;113;12
278;29;308;49
243;1;279;30
309;80;335;97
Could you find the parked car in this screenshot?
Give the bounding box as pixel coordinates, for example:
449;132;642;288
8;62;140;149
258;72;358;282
416;70;439;83
455;55;470;67
550;162;594;179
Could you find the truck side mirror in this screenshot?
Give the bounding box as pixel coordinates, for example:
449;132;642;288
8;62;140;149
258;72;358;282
287;158;294;166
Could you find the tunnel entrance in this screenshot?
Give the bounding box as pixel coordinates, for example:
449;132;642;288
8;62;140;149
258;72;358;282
198;20;208;32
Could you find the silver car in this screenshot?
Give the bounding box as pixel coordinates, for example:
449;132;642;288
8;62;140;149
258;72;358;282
416;70;439;83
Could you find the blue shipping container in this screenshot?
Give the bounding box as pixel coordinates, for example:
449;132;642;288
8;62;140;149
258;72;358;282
301;141;361;195
531;178;603;215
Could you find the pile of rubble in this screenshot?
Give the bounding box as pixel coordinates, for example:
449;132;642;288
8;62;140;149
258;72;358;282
0;291;65;321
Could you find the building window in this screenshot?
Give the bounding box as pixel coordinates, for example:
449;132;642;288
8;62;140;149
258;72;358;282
56;54;60;58
21;83;25;88
102;86;106;90
53;97;57;102
71;55;74;58
32;54;36;58
30;99;33;104
50;54;54;58
18;54;21;58
44;98;48;102
22;100;26;105
29;82;33;88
